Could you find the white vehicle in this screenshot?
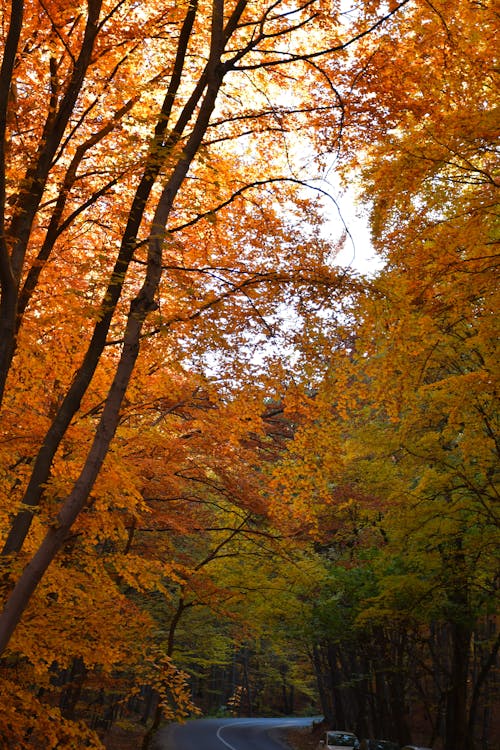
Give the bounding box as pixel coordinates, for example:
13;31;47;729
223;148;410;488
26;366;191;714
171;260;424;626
318;731;360;750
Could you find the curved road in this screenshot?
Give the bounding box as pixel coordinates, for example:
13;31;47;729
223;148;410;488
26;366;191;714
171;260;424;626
152;716;318;750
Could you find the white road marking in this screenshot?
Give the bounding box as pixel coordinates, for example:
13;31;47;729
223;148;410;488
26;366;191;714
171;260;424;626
216;719;309;749
216;722;249;749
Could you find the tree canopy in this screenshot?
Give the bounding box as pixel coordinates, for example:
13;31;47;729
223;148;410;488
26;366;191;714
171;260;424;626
271;1;499;746
0;0;498;748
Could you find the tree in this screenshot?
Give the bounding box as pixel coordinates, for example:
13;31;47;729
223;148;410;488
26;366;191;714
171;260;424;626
0;0;411;658
0;360;310;745
339;5;500;743
271;0;499;745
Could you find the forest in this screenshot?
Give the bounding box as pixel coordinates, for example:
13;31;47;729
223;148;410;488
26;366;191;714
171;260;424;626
0;0;498;748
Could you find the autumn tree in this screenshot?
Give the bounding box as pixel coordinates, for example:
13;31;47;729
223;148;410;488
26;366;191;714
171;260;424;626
272;0;499;746
0;344;310;745
338;5;500;744
0;0;416;744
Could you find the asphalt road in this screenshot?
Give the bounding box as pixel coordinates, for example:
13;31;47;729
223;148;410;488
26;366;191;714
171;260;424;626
151;716;317;750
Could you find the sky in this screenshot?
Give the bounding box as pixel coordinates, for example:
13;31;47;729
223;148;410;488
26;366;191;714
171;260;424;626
319;183;384;276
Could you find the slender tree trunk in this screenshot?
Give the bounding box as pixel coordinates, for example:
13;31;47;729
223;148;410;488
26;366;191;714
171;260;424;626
329;643;348;728
242;647;252;716
442;535;473;750
59;657;88;720
0;246;156;652
0;0;103;404
0;0;25;403
0;0;231;667
312;644;334;724
1;0;202;555
468;626;499;740
444;620;472;750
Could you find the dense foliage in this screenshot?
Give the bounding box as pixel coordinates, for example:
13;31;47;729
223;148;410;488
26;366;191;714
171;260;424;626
272;2;499;747
0;0;497;748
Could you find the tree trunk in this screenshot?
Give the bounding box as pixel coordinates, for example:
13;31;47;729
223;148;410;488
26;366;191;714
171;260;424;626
0;3;229;654
312;644;334;725
0;0;206;556
444;620;472;750
59;657;88;720
468;625;500;740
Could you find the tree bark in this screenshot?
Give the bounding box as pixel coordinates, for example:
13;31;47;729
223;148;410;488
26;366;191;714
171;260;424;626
0;0;25;402
0;0;103;404
444;620;472;750
1;0;207;556
0;0;231;659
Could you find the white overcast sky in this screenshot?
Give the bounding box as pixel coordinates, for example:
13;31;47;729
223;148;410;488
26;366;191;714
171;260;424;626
319;183;384;276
